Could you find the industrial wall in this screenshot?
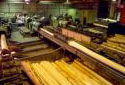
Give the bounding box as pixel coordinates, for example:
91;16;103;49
0;1;97;23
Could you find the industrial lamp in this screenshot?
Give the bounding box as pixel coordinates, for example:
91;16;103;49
25;0;30;4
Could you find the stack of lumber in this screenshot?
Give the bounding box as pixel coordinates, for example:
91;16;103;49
62;28;91;45
21;59;112;85
0;34;22;84
101;34;125;64
103;34;125;52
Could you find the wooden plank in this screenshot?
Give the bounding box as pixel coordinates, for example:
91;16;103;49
38;29;125;84
60;60;102;85
51;62;78;85
40;61;72;85
32;63;59;85
55;60;86;85
73;60;112;85
68;41;125;74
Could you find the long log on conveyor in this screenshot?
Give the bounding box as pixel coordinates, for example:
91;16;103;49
68;41;125;74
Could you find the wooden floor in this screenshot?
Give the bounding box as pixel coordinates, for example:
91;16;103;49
22;59;112;85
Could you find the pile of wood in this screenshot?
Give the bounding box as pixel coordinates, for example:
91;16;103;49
101;34;125;64
0;34;22;84
62;28;91;45
21;59;112;85
103;34;125;52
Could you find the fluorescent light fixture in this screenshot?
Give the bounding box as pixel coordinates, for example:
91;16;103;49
25;0;30;4
39;1;64;4
25;0;30;1
8;2;24;3
8;0;24;3
25;2;30;4
64;0;71;4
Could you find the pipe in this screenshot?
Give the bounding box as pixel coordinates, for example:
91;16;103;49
68;41;125;74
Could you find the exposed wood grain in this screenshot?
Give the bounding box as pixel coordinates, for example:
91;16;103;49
21;61;42;85
68;41;125;74
22;59;112;85
1;34;8;50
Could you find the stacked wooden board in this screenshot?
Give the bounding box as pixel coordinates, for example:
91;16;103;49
62;28;91;45
101;34;125;64
0;34;22;85
21;59;112;85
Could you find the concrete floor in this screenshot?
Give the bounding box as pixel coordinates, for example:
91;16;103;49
10;26;39;43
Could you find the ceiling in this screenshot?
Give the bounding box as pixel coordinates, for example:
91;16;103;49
37;0;99;9
37;0;99;4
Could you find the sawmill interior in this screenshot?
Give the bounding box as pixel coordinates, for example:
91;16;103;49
0;0;125;85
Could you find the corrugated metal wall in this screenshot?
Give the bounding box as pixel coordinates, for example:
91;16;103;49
0;1;97;23
0;2;70;17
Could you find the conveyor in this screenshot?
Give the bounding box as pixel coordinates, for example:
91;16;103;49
38;28;125;84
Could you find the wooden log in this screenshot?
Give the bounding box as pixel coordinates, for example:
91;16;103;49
40;61;72;85
68;41;125;74
60;60;101;85
73;60;112;85
72;61;102;84
1;34;8;50
51;62;78;85
31;63;48;85
32;63;59;85
21;61;42;85
55;60;86;85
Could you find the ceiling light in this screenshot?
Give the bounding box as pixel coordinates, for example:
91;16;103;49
64;0;71;4
25;0;30;4
39;0;64;4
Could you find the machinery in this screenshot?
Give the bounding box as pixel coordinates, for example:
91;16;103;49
0;34;22;85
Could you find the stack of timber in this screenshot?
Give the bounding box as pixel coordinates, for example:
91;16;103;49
0;34;22;85
21;58;112;85
62;28;91;45
101;34;125;65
